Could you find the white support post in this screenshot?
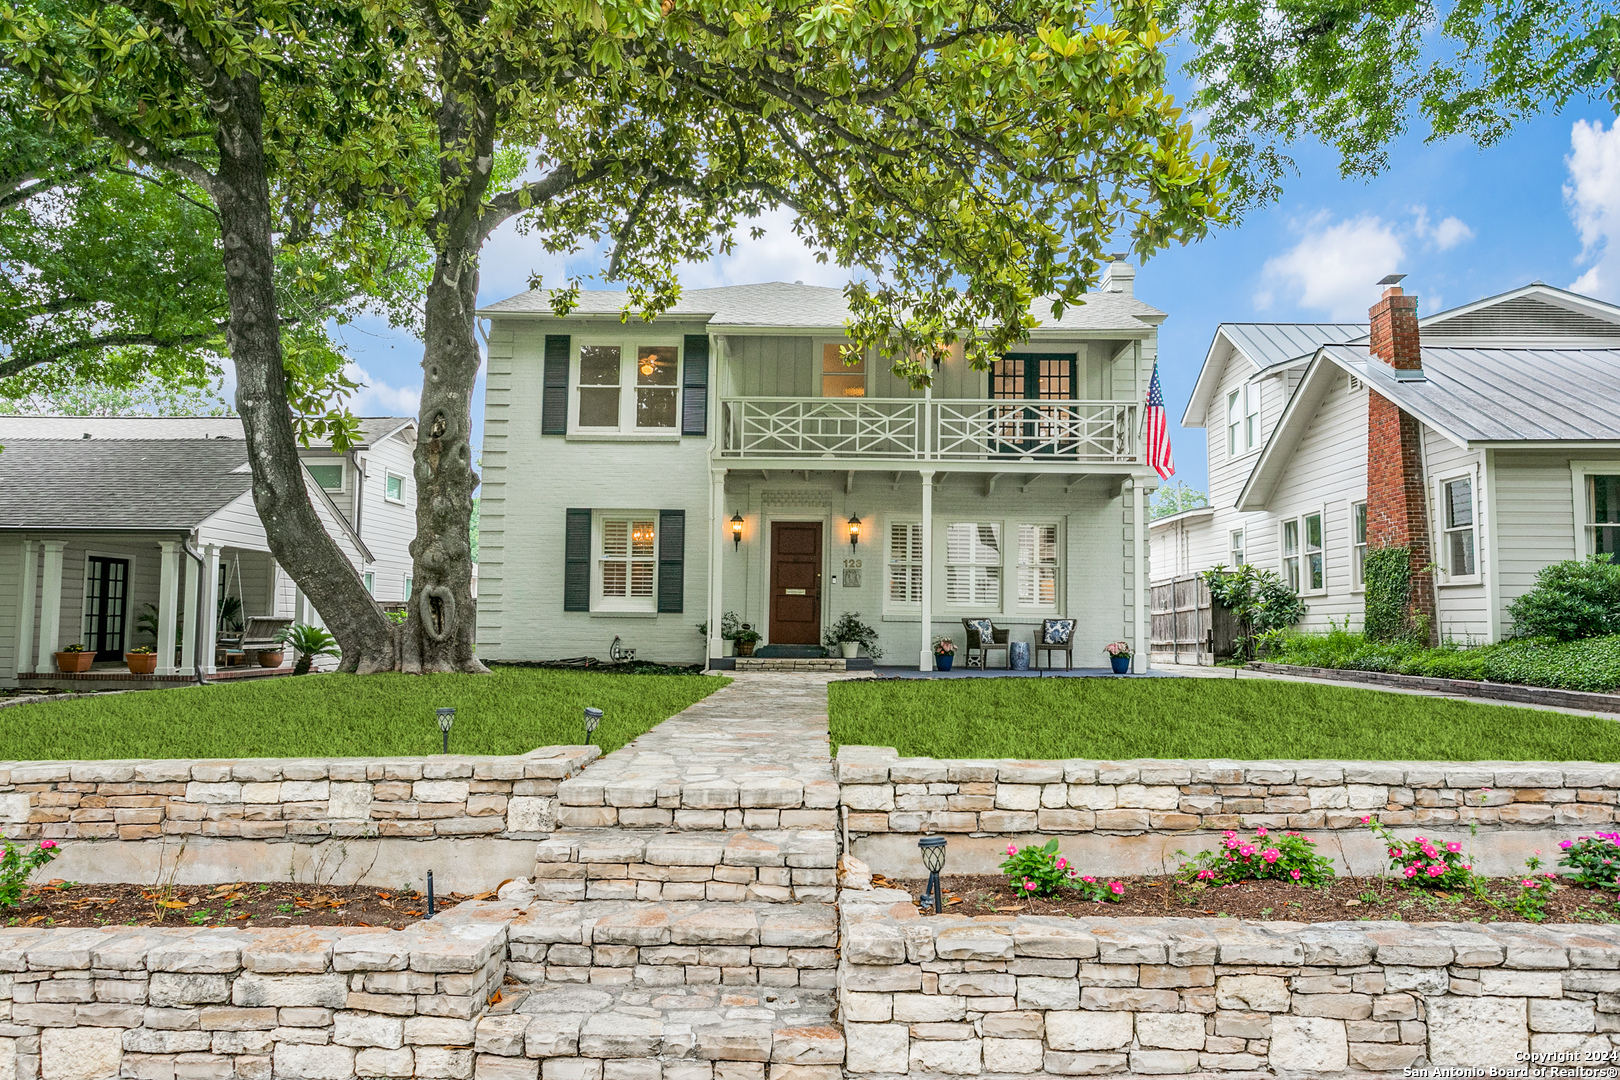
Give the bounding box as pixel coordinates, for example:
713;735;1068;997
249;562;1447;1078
179;548;197;675
708;469;726;665
919;470;935;671
15;539;37;674
200;544;222;675
36;539;66;665
1133;479;1148;673
294;588;308;626
156;540;180;675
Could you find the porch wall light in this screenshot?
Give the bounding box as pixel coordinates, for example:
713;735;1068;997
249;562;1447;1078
731;513;745;551
848;514;862;553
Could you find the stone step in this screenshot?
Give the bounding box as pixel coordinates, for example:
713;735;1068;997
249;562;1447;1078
501;899;840;993
531;829;839;903
556;771;840;832
476;980;843;1079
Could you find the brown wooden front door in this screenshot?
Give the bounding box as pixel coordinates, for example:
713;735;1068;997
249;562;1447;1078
769;521;823;645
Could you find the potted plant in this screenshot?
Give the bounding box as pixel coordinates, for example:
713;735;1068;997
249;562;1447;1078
696;611;742;657
735;624;761;657
284;623;340;675
124;646;158;675
1105;640;1132;674
54;644;93;673
256;631;288;669
824;611;882;660
933;637;956;672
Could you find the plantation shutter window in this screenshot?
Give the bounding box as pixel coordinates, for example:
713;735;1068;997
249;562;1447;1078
1016;523;1059;609
657;509;685;613
682;335;710;435
887;521;923;605
1442;478;1477;576
945;522;1001;607
542;335;571;435
564;508;592;611
598;516;658;611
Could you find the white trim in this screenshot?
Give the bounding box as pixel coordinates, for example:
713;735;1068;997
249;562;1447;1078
883;516;924;615
1434;469;1482;585
1569;459;1620;563
304;460;346;493
1485;449;1502;642
15;538;37;674
1349;499;1369;594
1228;527;1246;568
383;471;406;504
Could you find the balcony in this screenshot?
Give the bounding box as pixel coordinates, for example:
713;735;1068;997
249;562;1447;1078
717;397;1140;467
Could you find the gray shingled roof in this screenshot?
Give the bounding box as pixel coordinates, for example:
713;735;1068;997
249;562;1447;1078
478;280;1163;333
0;415;413;447
0;439;254;530
1324;343;1620;442
1223;323;1367;369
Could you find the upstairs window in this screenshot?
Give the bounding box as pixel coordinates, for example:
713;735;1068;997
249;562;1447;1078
1229;528;1245;567
1244;382;1262;449
822;344;866;398
578;345;622;428
575;342;680;432
635;346;679;427
306;463;344;491
1442;476;1477;577
945;522;1001;607
385;472;405;503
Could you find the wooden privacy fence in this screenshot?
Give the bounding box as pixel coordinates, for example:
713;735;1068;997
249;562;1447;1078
1150;572;1227;665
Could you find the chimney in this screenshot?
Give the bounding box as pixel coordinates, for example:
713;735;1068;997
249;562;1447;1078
1363;276;1437;644
1101;255;1134;296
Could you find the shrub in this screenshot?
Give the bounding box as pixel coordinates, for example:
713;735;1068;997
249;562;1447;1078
824;612;882;658
1557;832;1620;889
1204;564;1306;659
1514;852;1558;922
1000;839;1123;901
1364;546;1429;643
1177;827;1335;887
284;624;341;676
1;839;59;908
1364;817;1477;889
1507;557;1620;641
1481;636;1620;693
1263;628;1620;694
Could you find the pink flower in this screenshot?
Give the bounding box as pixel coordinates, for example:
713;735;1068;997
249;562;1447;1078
1414;836;1426;844
1427;865;1444;878
1420;844;1438;859
1462;864;1472;871
38;840;57;850
1239;845;1255;858
1403;866;1418;878
1109;881;1125;895
1261;848;1281;864
1546;872;1558;880
1007;844;1018;856
1056;857;1067;870
1256;828;1268;838
1360;815;1371;825
1196;869;1215;880
1446;842;1462;854
1290;869;1301;880
1560;840;1574;849
1068;870;1078;878
1023;879;1036;891
1521;879;1534;887
1223;837;1239;850
1082;876;1096;884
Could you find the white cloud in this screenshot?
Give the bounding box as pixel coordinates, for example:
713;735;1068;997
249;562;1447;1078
675;206;855;290
1566;119;1620;301
1256;213;1406;320
345;361;421;417
1412;205;1475;251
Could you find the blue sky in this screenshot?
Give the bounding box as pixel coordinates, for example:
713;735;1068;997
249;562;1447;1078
331;70;1620;495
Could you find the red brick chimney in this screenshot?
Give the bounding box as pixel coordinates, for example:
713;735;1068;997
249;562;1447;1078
1364;283;1436;642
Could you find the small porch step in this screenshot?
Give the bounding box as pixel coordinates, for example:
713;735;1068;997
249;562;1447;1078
716;657;872;672
532;829;838;903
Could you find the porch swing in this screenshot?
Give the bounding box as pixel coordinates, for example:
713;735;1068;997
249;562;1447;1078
214;552;293;667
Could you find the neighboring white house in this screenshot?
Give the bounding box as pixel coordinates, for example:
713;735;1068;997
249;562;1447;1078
1154;282;1620;646
476;264;1166;670
0;415;418;687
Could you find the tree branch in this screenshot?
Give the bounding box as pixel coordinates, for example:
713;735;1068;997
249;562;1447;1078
88;112;220;201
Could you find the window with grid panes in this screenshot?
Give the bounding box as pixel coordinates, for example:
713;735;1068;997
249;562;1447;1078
1304;512;1324;591
821;344;866;398
946;522;1002;607
1589;475;1620;561
887;521;923;604
1443;477;1476;576
1016;523;1059;608
1352;501;1368;588
1281;519;1300;592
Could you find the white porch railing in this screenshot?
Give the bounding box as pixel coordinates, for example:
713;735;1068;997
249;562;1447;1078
718;397;1139;464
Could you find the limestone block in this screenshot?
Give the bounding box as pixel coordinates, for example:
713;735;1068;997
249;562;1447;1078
542;1062;603;1080
524;1016;583;1058
603;1062;661;1080
1045;1011;1133;1052
1269;1016;1348;1072
844;926;906;966
1115;785;1179;810
935;926;1012;962
1126;1049;1199;1074
416;1047;476;1080
769;1026;843;1065
843;1024;909;1075
405;1017;478;1047
507;798;555;834
148;974;230;1007
120;1031;212;1054
475;1057;539;1080
1066;786;1116;811
1349;1043;1424;1071
355;1047;415;1078
0;795;31;824
1214;975;1289;1013
910;1038;981;1076
1012;922;1098;959
695;1022;773;1062
1014;977;1078;1011
335;1012;406;1050
1530;999;1596;1033
1428;997;1528;1067
1346;785;1389;809
232;973;348;1009
982;1039;1043;1073
1135;1013;1205;1051
0;1037;13;1080
1041;1051;1129;1076
330;782;374;821
40;1027;121;1080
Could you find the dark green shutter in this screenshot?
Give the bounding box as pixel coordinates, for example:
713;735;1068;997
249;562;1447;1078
681;335;709;436
564;508;591;611
542;335;570;435
657;509;685;613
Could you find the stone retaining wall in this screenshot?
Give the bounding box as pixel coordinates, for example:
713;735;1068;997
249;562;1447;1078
0;748;597;891
838;887;1620;1077
839;747;1619;876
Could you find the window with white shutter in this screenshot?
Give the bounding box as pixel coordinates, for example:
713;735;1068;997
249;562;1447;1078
887;521;923;605
1016;523;1059;609
946;522;1002;607
595;514;658;611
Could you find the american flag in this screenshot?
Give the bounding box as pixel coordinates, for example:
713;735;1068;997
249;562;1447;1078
1145;362;1175;479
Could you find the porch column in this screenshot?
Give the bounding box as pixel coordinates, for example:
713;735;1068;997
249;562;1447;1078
919;470;935;671
36;539;66;664
200;544;222;675
294;588;309;626
15;539;37;674
708;468;726;664
179;547;197;674
1132;479;1148;673
156;540;181;675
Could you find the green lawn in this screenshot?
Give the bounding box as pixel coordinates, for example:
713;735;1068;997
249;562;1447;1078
828;677;1620;761
2;669;728;760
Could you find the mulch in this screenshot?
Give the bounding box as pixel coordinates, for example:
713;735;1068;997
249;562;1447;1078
884;873;1620;925
4;879;472;930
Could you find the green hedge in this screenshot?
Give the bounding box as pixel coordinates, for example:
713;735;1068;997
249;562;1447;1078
1264;629;1620;694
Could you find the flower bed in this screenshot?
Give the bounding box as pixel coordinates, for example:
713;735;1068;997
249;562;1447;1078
8;879;463;929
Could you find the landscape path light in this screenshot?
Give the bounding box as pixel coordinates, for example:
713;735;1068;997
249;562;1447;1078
436;707;456;754
584;707;603;746
919;835;947;914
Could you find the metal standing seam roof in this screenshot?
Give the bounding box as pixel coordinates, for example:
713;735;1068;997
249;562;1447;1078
0;439;255;530
477;280;1165;333
1221;323;1368;370
0;415;414;447
1323;343;1620;443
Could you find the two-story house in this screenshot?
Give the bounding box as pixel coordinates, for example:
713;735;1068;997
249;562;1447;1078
1153;281;1620;649
476;262;1167;670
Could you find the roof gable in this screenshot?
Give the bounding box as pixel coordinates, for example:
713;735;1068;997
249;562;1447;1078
1421;286;1620;342
1182;322;1364;426
0;439;255;530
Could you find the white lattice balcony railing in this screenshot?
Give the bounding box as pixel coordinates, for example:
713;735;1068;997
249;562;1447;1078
717;397;1140;464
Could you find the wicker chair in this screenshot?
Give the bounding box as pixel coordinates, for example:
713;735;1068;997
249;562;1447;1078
1034;618;1077;670
962;619;1010;670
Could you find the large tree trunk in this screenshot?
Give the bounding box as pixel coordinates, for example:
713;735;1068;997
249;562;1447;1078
212;70;398;674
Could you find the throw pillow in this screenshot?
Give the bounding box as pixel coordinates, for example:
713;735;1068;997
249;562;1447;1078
1042;619;1075;645
965;619;995;644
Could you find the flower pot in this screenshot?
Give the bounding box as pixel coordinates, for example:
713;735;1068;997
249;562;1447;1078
256;650;286;669
721;639;736;658
125;653;158;675
54;651;93;673
1110;654;1131;674
840;641;859;659
736;640;756;657
935;654;954;671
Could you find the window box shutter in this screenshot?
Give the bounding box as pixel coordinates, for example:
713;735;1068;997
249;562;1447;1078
542;335;570;435
564;508;591;611
682;335;709;436
658;509;685;613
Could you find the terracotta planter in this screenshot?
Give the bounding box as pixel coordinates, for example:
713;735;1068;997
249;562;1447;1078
256;650;286;669
54;651;93;673
125;653;158;675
